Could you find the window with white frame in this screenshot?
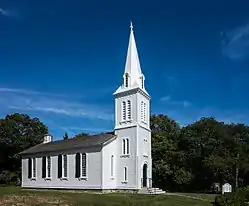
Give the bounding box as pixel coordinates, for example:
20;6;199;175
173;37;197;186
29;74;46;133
122;139;126;154
141;101;147;122
125;73;129;87
141;101;144;121
111;155;114;178
81;153;87;177
127;100;131;120
143;102;146;122
47;156;51;178
124;167;128;182
42;156;51;179
122;101;126;121
141;76;144;89
62;154;67;178
32;158;36;178
122;138;130;155
75;153;87;178
126;139;130;154
28;157;36;179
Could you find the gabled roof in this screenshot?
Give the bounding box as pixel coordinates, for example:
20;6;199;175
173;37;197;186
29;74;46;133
19;133;116;155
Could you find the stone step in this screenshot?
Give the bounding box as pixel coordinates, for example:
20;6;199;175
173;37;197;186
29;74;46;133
138;187;165;195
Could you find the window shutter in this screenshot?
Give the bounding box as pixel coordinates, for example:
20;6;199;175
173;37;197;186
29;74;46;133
42;156;46;178
75;153;80;178
58;154;62;178
28;158;32;178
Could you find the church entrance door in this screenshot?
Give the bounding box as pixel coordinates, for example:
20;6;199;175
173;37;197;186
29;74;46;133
142;164;148;187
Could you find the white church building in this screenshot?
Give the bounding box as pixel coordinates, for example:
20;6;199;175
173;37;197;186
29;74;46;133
20;23;164;194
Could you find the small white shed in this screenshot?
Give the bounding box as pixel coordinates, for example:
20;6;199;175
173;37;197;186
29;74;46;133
222;183;232;194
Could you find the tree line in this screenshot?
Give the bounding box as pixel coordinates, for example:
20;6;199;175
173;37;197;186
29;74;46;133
1;113;249;193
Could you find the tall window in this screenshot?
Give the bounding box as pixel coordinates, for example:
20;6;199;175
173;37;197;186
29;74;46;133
126;139;130;154
127;100;131;120
75;153;87;178
141;76;144;89
111;155;114;177
141;101;146;122
28;158;32;179
42;156;46;178
124;167;128;182
58;154;62;178
125;73;129;87
122;138;130;155
122;139;126;154
42;156;51;178
143;102;146;122
28;158;36;179
122;101;126;121
141;101;144;121
63;154;67;178
32;158;36;178
47;156;51;178
82;153;87;177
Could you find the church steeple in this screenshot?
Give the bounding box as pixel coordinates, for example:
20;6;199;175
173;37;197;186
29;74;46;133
123;22;144;89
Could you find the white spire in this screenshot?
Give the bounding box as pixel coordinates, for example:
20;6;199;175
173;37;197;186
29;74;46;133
124;22;143;87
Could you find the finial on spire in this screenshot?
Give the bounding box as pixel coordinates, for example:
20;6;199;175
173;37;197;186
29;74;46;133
130;21;133;30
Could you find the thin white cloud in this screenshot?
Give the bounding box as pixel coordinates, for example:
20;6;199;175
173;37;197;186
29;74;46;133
0;87;66;97
0;8;10;16
160;95;171;102
221;23;249;60
0;87;113;121
159;95;191;108
0;8;19;18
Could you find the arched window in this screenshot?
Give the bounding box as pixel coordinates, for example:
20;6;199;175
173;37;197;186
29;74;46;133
122;101;126;121
127;100;131;120
75;153;87;178
126;138;130;154
75;153;80;178
122;139;126;154
58;154;62;178
63;154;67;178
28;158;32;179
42;156;51;178
124;167;128;182
47;156;51;178
125;73;129;87
82;153;87;177
32;158;36;178
42;156;46;178
111;155;114;177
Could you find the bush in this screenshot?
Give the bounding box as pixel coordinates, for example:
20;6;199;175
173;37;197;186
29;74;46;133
214;186;249;206
0;170;19;185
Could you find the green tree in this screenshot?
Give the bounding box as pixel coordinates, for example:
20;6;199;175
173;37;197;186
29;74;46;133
63;132;69;140
0;113;48;184
151;114;192;191
74;132;89;138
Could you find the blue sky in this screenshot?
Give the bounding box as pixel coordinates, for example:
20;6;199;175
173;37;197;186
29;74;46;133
0;0;249;139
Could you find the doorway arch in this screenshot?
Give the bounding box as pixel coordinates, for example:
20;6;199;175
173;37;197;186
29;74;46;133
142;163;148;187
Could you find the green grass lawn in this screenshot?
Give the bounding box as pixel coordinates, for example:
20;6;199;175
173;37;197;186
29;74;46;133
0;186;216;206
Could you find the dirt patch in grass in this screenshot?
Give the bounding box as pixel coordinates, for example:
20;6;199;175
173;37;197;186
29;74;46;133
0;194;70;206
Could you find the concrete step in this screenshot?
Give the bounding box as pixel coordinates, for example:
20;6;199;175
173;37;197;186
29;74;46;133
138;187;165;195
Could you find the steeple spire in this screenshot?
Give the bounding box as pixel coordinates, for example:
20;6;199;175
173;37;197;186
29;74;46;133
123;22;143;88
130;21;133;30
